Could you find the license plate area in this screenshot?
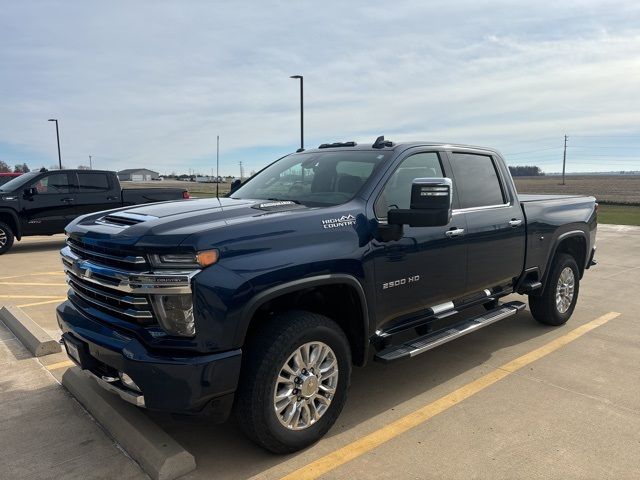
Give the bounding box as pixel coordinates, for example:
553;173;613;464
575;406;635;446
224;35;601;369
62;334;94;370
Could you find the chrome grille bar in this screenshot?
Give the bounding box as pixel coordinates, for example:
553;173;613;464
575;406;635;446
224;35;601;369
66;273;149;306
67;239;146;265
68;287;154;320
61;246;198;294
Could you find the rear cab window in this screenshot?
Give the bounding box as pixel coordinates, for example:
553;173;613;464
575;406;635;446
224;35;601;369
449;153;505;209
77;172;110;192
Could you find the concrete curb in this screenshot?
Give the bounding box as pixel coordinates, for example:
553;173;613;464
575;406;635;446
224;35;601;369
62;367;196;480
0;305;62;356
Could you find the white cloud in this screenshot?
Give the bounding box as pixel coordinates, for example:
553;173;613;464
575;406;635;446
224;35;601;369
1;0;639;173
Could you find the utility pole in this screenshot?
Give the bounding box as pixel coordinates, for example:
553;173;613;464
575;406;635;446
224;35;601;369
48;119;62;169
562;134;568;185
89;155;92;170
239;161;244;181
216;135;220;198
290;75;304;151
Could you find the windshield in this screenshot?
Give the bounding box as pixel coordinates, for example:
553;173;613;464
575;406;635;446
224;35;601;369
0;171;40;192
230;150;391;206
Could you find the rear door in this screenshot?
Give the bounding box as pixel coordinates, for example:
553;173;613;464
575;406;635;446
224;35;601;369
73;172;121;216
20;172;76;234
447;151;525;293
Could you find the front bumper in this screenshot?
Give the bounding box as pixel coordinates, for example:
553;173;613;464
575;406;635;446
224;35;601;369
57;300;242;420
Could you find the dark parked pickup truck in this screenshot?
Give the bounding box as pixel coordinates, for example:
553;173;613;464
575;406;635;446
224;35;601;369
0;169;188;254
56;138;597;453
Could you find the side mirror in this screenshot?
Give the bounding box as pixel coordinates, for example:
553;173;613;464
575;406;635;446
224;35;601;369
229;179;242;194
388;178;452;227
24;187;38;197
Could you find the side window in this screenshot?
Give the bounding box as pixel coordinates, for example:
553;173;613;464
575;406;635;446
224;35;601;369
375;152;443;218
449;153;505;209
30;173;71;194
77;173;110;192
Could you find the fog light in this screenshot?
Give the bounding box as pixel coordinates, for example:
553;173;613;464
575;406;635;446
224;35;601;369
119;372;141;393
150;294;195;337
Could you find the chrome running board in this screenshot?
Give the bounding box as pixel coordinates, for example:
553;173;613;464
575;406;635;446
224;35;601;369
374;301;526;364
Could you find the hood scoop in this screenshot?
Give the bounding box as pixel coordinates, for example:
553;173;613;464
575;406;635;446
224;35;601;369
252;200;305;212
96;212;158;227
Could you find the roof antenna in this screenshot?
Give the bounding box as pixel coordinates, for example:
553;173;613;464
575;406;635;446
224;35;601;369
372;135;392;149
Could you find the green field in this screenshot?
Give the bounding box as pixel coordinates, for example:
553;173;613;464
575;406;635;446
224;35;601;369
597;204;640;226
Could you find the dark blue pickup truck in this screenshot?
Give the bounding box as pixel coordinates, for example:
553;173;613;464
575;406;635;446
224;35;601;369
57;137;597;452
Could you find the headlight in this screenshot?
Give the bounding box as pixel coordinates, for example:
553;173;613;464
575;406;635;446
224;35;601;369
148;250;218;268
150;294;195;337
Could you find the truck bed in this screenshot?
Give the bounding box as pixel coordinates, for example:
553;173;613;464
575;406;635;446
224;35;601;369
518;194;588;203
519;193;597;278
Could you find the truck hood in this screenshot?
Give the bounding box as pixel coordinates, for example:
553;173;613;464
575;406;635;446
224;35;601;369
66;197;313;248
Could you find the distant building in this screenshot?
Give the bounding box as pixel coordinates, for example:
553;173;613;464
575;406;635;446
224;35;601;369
117;168;159;182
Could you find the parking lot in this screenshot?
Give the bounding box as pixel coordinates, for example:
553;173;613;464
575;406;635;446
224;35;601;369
1;225;639;479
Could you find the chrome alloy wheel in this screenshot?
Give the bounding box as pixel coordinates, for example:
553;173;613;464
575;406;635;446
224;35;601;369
273;341;338;430
0;227;6;247
555;266;575;314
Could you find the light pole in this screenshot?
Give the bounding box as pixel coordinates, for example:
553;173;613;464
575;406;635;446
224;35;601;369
89;155;92;170
290;75;304;151
48;119;62;169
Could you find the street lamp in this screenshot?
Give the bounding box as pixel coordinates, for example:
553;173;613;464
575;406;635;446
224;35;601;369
48;119;62;169
289;75;304;152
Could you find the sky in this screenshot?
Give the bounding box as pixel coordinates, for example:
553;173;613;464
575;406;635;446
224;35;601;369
1;1;639;175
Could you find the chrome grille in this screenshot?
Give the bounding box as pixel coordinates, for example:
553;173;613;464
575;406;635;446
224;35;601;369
67;237;147;270
61;246;199;329
67;270;156;325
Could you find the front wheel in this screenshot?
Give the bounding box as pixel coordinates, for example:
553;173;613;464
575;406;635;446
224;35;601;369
0;221;15;255
529;253;580;326
234;311;351;453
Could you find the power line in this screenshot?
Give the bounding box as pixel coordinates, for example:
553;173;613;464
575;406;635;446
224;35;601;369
504;146;562;155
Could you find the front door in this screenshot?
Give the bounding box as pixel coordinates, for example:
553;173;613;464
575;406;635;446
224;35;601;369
371;150;467;330
20;172;77;234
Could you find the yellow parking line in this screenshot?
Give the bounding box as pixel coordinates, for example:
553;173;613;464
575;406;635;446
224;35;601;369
45;360;75;371
17;298;66;308
280;311;621;480
0;295;65;299
0;282;66;286
0;271;65;280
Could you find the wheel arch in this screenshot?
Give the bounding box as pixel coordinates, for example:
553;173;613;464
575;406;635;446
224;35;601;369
237;274;370;366
543;230;588;286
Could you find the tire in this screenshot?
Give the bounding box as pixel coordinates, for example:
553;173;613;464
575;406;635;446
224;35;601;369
0;221;14;255
529;253;579;326
234;310;351;453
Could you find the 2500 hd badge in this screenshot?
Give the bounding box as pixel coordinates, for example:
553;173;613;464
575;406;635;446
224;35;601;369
382;275;421;290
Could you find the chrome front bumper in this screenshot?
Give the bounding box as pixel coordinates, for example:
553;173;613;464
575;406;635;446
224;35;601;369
88;370;146;407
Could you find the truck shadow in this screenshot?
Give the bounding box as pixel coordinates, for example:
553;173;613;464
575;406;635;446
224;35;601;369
149;301;556;479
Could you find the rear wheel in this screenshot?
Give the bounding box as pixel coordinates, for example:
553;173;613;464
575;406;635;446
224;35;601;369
529;253;579;326
234;310;351;453
0;221;14;255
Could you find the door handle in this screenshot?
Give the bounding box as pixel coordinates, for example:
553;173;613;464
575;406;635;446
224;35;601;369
509;218;523;227
107;196;118;200
61;197;74;203
445;228;465;238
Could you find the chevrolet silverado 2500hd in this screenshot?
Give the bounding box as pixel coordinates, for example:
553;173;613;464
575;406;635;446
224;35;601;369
0;169;188;254
56;137;597;452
